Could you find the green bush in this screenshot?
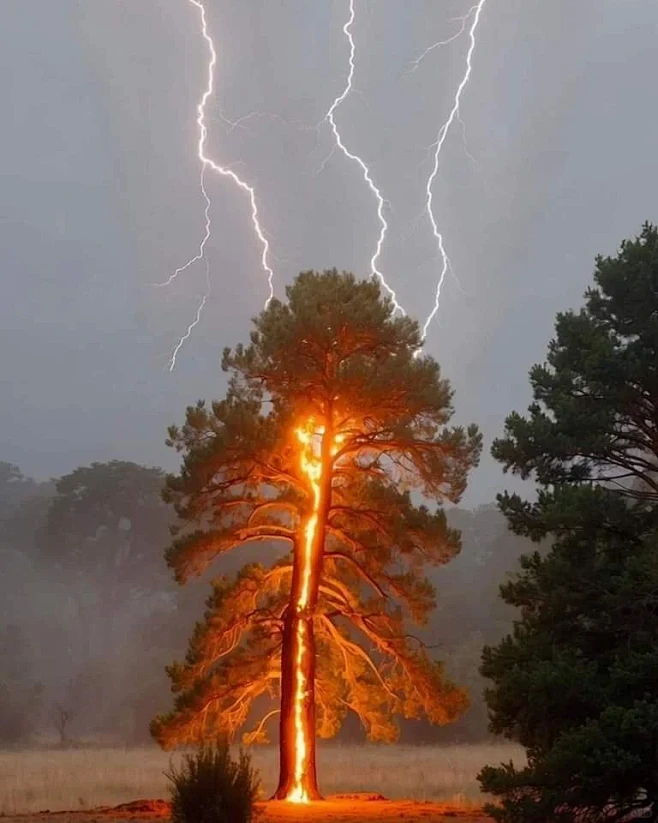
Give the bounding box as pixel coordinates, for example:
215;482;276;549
166;742;260;823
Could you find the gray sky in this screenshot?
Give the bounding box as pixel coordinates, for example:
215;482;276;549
1;0;657;504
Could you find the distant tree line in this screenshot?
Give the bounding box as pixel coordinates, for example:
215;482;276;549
0;454;529;747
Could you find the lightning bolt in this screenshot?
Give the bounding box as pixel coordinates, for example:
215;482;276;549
420;0;489;342
405;5;479;74
168;259;211;372
319;0;404;315
162;0;275;370
214;109;311;137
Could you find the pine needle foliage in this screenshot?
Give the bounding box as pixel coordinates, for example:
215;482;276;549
151;270;481;762
481;225;658;822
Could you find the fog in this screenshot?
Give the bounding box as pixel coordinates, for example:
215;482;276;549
1;0;658;747
0;468;527;745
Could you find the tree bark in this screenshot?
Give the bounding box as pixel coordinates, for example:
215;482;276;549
273;419;335;801
273;610;320;800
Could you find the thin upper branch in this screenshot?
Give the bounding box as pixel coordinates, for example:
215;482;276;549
324;550;387;598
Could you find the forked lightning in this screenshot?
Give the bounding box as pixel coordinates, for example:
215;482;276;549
420;0;489;341
406;4;479;74
163;0;274;371
320;0;404;315
162;0;489;365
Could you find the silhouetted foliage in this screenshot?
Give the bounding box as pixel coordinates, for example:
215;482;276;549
0;463;52;551
166;743;259;823
480;224;658;822
43;461;170;581
41;461;172;658
0;624;43;744
0;463;37;521
49;702;73;746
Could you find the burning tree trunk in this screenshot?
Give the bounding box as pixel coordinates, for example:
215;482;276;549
274;611;319;800
273;418;335;801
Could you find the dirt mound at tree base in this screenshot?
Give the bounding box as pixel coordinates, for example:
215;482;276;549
104;801;171;816
258;799;490;821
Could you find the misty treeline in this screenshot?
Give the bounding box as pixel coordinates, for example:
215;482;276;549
0;456;529;747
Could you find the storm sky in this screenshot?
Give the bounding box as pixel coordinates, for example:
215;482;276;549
1;0;657;504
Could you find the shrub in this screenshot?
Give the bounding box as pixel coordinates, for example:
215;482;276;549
166;742;260;823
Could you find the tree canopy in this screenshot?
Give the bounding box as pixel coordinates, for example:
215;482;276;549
152;270;481;799
480;225;658;822
43;460;170;585
493;222;658;514
42;461;171;658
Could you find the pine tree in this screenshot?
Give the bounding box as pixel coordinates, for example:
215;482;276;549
480;225;658;822
151;270;481;800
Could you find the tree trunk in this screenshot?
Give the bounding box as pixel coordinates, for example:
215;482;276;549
273;418;335;801
273;610;320;800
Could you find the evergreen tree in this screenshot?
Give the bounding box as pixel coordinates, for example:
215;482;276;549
151;270;481;800
480;225;658;822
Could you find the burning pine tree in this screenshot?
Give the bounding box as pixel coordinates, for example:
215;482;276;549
151;270;481;801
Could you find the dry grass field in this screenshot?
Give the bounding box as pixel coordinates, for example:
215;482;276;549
0;743;524;816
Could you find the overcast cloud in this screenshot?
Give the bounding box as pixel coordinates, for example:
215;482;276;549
1;0;657;503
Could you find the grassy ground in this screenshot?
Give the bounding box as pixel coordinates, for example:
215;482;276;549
0;743;524;815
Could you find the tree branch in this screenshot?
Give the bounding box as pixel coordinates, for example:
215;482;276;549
319;615;397;702
242;708;280;745
323;551;387;598
236;524;295;542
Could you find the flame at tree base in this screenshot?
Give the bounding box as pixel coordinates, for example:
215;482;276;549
274;610;321;803
287;618;311;804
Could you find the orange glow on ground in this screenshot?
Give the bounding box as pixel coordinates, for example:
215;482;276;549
15;798;490;823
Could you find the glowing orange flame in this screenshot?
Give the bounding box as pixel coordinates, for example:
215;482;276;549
286;420;324;803
286;422;343;803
